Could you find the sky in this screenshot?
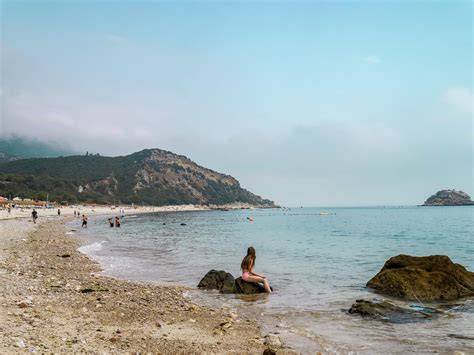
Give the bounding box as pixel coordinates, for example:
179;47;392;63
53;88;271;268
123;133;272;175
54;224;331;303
1;0;472;206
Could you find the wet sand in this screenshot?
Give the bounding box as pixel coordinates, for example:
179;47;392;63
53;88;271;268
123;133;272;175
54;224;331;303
0;217;277;353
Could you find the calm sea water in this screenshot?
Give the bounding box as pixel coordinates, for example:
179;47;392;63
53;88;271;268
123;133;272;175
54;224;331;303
74;206;474;353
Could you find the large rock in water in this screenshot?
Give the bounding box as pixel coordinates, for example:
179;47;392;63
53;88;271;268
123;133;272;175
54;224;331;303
197;270;235;294
197;270;270;294
367;255;474;301
234;277;267;294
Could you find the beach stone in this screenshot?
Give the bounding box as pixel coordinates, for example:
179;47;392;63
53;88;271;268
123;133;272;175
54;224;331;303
234;277;267;294
197;270;235;294
367;255;474;301
264;334;281;348
15;339;26;348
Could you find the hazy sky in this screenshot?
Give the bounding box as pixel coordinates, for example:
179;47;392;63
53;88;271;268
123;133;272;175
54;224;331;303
1;0;472;206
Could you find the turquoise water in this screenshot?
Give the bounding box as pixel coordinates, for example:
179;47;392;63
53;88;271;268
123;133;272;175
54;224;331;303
75;207;474;353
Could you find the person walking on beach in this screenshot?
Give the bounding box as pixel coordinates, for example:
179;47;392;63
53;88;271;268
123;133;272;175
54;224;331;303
241;247;272;293
115;216;121;228
31;209;38;224
108;218;114;227
74;210;77;217
81;214;88;228
57;208;61;217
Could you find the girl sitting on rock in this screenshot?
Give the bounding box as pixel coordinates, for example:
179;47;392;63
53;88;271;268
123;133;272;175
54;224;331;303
241;246;272;293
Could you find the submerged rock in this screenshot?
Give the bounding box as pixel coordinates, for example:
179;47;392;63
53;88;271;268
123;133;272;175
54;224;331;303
367;255;474;301
348;299;432;322
197;270;235;294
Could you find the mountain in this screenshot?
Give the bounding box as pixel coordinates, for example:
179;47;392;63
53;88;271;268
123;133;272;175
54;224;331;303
0;148;276;207
0;136;77;163
422;190;474;206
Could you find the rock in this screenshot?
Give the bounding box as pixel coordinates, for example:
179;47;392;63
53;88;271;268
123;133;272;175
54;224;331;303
264;334;282;348
198;270;273;294
15;339;26;348
422;189;474;206
234;277;268;294
263;349;277;355
197;270;235;294
348;299;432;322
367;255;474;301
220;321;232;329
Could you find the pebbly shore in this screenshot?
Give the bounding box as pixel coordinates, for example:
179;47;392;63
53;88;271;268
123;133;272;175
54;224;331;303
0;217;275;353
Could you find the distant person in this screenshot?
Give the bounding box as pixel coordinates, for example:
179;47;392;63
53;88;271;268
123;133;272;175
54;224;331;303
57;208;61;217
74;210;77;217
81;214;88;228
7;206;11;214
240;247;272;293
31;209;38;224
115;216;121;228
108;218;114;228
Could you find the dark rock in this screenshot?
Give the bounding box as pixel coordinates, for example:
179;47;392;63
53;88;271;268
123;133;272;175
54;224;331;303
263;349;276;355
180;223;187;226
348;299;431;322
234;277;268;294
79;285;109;293
367;255;474;301
59;254;71;258
422;189;474;206
198;270;272;294
197;270;235;294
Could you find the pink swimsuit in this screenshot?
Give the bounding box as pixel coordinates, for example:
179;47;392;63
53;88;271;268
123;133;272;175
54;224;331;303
242;271;250;281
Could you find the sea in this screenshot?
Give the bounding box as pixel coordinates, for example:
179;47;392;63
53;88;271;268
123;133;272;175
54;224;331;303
73;206;474;353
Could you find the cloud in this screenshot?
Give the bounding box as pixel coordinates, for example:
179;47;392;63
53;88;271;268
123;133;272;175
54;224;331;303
443;86;473;115
363;55;381;64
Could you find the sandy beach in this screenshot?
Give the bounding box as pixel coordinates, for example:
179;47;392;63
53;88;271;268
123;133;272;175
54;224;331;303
0;214;275;353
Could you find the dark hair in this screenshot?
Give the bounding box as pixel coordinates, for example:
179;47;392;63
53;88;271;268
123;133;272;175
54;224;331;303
241;246;256;271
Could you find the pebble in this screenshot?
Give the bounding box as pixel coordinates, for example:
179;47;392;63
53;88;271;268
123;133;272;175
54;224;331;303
15;339;26;348
264;334;282;348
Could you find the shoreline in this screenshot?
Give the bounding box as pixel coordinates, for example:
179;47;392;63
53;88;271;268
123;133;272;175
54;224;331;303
0;202;277;222
0;217;274;353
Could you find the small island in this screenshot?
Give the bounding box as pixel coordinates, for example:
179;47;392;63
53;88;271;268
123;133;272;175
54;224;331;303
422;189;474;206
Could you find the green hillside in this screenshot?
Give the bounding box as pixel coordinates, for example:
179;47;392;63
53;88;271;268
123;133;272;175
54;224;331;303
0;149;276;207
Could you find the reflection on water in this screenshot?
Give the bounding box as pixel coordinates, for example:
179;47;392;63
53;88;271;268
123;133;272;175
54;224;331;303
74;206;474;353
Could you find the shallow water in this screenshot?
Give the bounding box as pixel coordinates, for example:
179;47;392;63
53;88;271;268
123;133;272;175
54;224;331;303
74;206;474;353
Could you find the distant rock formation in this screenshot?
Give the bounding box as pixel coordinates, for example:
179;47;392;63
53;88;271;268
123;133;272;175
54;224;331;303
422;189;474;206
367;255;474;301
